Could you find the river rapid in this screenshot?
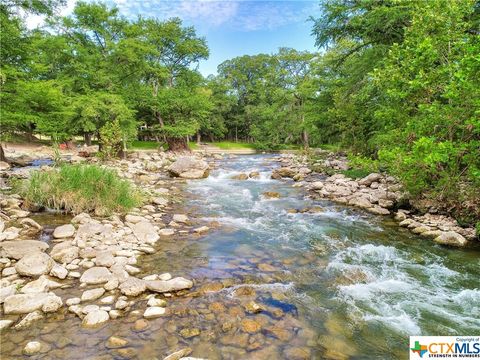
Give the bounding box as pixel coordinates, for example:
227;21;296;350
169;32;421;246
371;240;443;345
2;154;479;359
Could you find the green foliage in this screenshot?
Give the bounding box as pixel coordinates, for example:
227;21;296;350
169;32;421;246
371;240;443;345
99;120;123;159
214;141;255;150
16;164;142;216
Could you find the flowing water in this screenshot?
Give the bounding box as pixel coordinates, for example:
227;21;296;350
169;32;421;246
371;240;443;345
1;154;479;359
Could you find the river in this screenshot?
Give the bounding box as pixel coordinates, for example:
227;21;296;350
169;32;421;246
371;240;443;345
2;154;479;359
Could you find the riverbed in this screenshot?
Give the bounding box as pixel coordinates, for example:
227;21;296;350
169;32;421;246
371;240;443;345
1;154;479;359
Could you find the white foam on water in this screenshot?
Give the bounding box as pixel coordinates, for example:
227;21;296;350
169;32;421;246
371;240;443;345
338;279;415;301
364;312;421;335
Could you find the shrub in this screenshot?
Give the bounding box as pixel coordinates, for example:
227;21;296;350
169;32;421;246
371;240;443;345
17;164;142;216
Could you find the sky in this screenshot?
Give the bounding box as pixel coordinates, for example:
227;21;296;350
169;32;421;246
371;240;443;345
26;0;321;77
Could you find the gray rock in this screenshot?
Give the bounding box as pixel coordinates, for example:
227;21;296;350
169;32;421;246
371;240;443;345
95;251;115;267
143;306;165;318
14;310;43;330
0;284;16;304
53;224;75;239
434;231;468;247
50;263;68;279
15;252;54;277
20;275;62;293
0;319;14;331
0;240;49;260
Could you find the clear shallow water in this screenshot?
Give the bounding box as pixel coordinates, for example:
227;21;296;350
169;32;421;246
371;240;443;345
1;154;479;359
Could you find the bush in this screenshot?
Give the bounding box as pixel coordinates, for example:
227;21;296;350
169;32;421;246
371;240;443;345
17;164;142;216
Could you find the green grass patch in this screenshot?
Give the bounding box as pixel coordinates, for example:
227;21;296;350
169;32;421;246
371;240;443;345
213;141;256;150
130;140;163;150
188;142;199;150
16;164;142;216
341;168;372;179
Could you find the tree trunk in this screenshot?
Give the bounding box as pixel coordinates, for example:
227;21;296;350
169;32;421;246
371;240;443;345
0;144;7;162
196;132;201;144
166;137;190;152
84;133;92;146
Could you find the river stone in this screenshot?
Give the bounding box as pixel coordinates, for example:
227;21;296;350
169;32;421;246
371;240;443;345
0;240;49;260
0;284;16;303
358;173;382;186
75;222;106;239
15;252;54;277
168;156;209;179
125;214;144;224
0;320;14;331
4;293;62;314
82;310;109;327
173;214;189;223
152;197;168;206
50;263;68;279
80;267;112;284
143;306;165;318
81;288;105;302
21;275;62;293
147;297;167;307
50;242;79;264
132;221;160;244
119;277;146;296
14;310;43;330
164;348;193;360
159;228;175;236
241;318;261;333
106;336;129;349
23;341;42;355
348;196;372;209
194;226;209;234
95;251;115;267
0;161;10;171
434;231;467;247
146;277;193;293
53;224;75;239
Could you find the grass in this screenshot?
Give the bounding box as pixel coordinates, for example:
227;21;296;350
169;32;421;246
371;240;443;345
341;168;372;179
130;140;163;150
188;142;199;150
213;141;256;150
16;164;142;216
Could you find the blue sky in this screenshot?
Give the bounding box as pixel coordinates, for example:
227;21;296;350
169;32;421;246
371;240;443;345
27;0;321;76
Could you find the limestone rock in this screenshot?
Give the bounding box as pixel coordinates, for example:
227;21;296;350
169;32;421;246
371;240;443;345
146;277;193;293
168;157;209;179
50;242;79;264
143;306;166;318
358;173;382;186
82;310;109;327
4;293;62;314
434;231;468;247
81;288;106;302
119;277;147;297
53;224;75;239
132;221;160;244
15;252;54;277
0;240;49;260
80;267;112;284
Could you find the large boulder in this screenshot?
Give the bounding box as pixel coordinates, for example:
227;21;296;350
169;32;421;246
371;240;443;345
15;252;54;277
271;167;297;179
50;242;79;264
80;267;112;284
168;157;209;179
3;293;62;314
146;277;193;293
434;231;468;247
0;240;49;260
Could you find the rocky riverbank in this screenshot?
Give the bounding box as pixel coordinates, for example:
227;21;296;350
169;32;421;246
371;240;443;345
269;152;477;247
0;150;214;359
